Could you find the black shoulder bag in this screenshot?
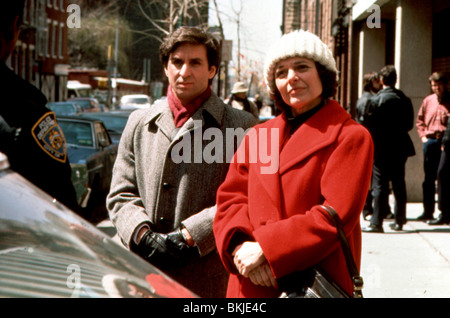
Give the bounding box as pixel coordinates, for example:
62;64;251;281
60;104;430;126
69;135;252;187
279;205;364;298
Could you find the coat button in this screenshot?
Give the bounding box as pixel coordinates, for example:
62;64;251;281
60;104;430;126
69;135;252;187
162;182;171;190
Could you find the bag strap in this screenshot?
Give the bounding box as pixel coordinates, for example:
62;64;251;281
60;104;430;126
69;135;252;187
320;205;364;298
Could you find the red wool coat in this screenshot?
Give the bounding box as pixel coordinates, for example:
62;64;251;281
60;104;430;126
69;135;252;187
213;100;374;298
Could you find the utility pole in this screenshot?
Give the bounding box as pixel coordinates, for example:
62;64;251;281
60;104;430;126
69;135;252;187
237;17;241;81
113;16;119;108
107;44;112;108
232;0;243;81
212;0;227;98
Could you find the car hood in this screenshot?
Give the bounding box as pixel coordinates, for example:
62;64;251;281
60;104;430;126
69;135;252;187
0;170;197;298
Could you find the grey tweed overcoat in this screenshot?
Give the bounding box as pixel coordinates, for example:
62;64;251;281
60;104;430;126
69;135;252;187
107;92;257;297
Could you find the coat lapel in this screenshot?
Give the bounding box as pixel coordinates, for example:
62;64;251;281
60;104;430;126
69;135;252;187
147;93;225;144
249;115;288;220
279;100;350;174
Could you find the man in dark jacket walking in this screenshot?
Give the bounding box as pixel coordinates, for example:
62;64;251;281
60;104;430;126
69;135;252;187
355;72;382;220
362;65;415;232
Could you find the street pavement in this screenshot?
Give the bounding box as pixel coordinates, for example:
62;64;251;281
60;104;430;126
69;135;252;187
97;201;450;299
360;201;450;298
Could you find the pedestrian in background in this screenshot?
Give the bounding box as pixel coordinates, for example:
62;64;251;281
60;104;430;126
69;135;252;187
214;30;373;298
228;81;260;119
0;1;78;212
355;72;381;126
355;72;381;220
362;65;415;233
107;26;257;298
416;72;450;223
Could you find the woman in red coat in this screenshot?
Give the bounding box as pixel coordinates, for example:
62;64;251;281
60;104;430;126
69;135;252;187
213;30;374;298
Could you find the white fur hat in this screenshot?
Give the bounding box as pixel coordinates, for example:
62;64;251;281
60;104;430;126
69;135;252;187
264;29;338;96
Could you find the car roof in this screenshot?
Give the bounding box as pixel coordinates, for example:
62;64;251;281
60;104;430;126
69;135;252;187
121;94;149;98
57;115;104;124
76;111;131;119
47;101;79;105
68;97;98;100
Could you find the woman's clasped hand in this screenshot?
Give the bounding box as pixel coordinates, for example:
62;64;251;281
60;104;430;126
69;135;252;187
232;241;277;288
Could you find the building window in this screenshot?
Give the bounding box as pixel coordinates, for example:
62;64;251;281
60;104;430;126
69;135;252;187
20;44;26;79
24;0;29;24
36;0;47;57
46;18;51;57
59;23;64;59
30;0;35;27
29;45;35;84
52;21;58;58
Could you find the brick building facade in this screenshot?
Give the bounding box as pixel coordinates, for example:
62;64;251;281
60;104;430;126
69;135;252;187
7;0;70;102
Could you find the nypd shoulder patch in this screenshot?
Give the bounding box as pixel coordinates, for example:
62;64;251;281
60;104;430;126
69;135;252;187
31;112;67;163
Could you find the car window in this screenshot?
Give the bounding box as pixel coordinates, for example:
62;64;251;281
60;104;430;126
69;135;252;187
74;100;92;110
58;121;94;147
102;117;128;132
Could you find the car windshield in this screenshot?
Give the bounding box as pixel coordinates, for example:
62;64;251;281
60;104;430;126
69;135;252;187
72;100;92;110
48;103;77;115
58;121;93;147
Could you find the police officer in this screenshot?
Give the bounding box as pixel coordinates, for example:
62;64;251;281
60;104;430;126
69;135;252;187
0;1;78;212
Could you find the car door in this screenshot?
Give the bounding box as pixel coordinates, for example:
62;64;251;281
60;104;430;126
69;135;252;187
94;122;118;191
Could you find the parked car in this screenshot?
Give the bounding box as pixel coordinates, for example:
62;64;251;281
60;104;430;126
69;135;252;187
0;152;197;298
76;111;133;144
57;116;118;221
119;94;152;110
46;101;82;116
67;97;102;113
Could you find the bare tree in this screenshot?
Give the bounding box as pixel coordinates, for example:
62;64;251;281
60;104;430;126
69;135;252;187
212;0;225;39
132;0;210;43
68;3;132;76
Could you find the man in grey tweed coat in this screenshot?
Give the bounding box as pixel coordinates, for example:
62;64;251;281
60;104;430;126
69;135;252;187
107;27;257;298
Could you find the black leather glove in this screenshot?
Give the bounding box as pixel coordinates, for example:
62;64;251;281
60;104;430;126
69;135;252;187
166;228;192;254
133;228;197;269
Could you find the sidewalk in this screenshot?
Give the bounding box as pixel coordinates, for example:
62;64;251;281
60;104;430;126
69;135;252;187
97;202;450;298
360;202;450;298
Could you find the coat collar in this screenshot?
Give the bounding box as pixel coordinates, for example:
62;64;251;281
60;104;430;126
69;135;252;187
254;100;350;175
142;92;225;142
278;99;351;174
